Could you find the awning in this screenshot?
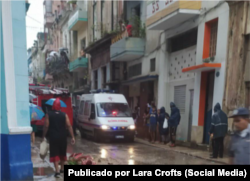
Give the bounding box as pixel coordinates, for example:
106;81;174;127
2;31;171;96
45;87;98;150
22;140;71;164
122;75;158;85
182;63;221;73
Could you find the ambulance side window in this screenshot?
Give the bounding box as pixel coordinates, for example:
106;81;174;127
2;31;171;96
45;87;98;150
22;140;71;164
90;104;96;119
79;101;84;115
91;104;95;115
83;101;91;116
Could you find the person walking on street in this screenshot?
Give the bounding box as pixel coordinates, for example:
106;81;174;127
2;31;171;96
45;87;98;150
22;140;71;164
229;108;250;165
149;106;158;144
168;102;181;147
42;98;75;178
209;103;228;159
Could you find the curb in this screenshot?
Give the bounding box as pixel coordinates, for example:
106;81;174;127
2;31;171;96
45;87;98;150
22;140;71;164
135;138;228;165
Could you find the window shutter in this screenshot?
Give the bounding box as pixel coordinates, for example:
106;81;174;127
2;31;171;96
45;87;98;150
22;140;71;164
174;85;186;114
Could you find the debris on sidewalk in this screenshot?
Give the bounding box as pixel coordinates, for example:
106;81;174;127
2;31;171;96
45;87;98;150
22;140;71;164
67;153;96;165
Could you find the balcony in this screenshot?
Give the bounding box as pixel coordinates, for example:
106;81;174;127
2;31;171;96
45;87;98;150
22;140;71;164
146;0;201;30
69;57;88;72
44;15;54;28
110;32;145;62
68;9;87;31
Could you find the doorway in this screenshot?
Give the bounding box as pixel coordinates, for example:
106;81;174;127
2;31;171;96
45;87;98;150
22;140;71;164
203;71;215;144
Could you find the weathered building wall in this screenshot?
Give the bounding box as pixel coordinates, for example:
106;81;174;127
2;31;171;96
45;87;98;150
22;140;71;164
223;1;250;122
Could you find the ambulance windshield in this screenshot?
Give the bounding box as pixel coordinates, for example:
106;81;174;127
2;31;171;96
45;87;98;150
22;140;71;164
96;103;132;117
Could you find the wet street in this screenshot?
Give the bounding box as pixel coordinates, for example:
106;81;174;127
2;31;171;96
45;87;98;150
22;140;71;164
32;135;220;180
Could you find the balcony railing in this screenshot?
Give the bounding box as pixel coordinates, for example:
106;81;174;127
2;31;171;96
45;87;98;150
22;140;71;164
68;9;87;31
44;15;54;28
110;31;145;62
146;0;201;30
69;57;88;72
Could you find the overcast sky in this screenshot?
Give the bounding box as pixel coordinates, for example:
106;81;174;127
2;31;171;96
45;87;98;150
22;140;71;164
26;0;44;49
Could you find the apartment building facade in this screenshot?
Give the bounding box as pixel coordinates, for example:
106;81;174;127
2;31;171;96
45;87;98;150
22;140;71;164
147;0;230;144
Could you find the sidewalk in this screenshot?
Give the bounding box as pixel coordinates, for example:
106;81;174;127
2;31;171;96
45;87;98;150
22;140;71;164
135;138;228;165
31;143;63;181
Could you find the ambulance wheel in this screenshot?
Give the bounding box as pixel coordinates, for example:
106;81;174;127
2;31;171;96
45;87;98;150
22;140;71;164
93;130;100;143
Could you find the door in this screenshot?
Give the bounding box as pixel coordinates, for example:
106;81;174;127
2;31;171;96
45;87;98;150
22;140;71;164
188;89;194;142
77;100;85;128
203;71;215;144
83;101;92;134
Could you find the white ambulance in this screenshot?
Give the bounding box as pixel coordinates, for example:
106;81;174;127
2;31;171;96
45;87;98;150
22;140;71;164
77;92;135;142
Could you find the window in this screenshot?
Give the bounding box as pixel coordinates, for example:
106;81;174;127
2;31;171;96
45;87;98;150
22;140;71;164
203;18;218;59
128;63;142;78
73;31;78;55
102;66;107;88
94;70;98;89
84;101;91;116
209;20;218;58
150;58;156;72
101;0;105;34
112;62;120;81
169;28;197;53
81;38;86;49
96;103;132;117
91;103;95;115
78;101;85;115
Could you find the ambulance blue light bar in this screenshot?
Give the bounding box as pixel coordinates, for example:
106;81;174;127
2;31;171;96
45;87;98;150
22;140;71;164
90;89;116;93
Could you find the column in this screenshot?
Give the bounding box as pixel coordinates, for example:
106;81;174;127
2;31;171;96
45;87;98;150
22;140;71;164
157;32;170;112
1;0;33;180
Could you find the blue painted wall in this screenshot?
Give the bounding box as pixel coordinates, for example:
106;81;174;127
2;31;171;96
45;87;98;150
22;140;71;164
1;1;33;180
11;0;30;127
1;134;33;180
0;0;9;134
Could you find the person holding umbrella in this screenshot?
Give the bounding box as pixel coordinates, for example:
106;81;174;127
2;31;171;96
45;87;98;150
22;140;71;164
30;102;45;146
42;98;75;178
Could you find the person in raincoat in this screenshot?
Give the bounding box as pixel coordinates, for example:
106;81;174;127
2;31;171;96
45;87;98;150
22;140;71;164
209;103;228;158
158;107;169;144
168;102;181;147
229;108;250;165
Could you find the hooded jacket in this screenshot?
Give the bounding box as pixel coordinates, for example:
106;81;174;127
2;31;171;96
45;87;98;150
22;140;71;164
210;103;228;138
158;107;166;125
169;102;181;127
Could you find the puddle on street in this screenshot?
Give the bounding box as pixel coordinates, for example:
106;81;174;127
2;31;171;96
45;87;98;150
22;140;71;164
33;167;54;176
